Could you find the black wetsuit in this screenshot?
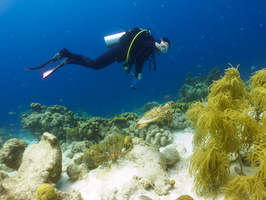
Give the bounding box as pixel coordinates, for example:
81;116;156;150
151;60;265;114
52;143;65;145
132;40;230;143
63;28;157;76
26;28;157;82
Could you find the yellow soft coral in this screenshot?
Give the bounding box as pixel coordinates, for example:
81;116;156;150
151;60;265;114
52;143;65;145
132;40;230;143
187;65;264;197
223;175;266;200
189;141;230;195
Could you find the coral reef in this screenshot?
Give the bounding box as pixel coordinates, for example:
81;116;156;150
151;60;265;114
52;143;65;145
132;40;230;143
0;138;27;170
179;66;221;102
66;117;109;141
108;112;139;129
21;101;188;149
186;65;266;199
21;103;78;140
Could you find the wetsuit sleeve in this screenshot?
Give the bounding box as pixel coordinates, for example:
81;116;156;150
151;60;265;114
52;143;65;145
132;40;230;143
135;42;155;76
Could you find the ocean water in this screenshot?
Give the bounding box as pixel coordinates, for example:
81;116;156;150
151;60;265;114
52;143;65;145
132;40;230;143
1;0;266;131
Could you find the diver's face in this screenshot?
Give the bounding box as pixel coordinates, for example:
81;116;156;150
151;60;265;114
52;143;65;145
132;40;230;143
156;40;169;54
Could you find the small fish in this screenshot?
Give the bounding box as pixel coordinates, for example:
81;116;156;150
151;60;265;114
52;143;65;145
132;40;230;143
250;65;256;71
8;111;16;115
164;94;171;99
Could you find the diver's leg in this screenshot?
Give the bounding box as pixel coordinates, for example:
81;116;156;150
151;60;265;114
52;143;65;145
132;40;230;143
25;48;70;70
42;45;124;78
66;44;123;70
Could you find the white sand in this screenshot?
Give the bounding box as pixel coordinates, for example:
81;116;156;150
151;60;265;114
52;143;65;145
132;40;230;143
58;131;226;200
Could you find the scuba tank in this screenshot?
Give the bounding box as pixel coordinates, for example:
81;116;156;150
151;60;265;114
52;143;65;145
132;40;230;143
104;32;125;48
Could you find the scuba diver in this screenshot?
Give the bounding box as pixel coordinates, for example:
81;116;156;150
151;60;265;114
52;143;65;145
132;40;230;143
25;27;170;89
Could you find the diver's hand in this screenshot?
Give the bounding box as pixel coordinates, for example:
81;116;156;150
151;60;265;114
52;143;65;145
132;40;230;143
130;72;142;80
130;73;142;89
131;78;138;90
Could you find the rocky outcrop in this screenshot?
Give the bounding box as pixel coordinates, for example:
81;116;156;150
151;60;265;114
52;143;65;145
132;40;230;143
124;145;172;195
0;133;62;200
0;138;28;170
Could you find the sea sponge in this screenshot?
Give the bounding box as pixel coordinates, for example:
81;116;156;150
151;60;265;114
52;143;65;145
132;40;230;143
175;195;194;200
35;184;58;200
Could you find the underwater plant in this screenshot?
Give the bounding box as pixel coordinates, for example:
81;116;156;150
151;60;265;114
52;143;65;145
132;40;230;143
81;133;130;167
187;65;266;198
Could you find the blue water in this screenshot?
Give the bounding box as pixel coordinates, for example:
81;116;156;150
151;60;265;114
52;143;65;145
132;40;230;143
1;0;266;130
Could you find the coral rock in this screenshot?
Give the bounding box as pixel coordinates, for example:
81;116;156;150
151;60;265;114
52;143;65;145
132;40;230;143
0;138;28;170
161;144;180;165
125;145;171;195
0;132;62;200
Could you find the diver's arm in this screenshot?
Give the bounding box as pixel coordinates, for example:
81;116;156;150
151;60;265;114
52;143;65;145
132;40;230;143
134;43;155;76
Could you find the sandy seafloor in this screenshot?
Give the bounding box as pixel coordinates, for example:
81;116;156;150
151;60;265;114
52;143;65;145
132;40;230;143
55;131;227;200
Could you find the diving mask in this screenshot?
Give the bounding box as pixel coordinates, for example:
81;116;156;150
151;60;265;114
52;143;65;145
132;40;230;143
156;39;169;54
